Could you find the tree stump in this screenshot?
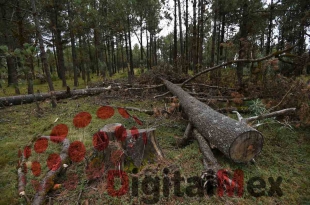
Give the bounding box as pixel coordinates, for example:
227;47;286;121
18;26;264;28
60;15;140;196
97;123;164;172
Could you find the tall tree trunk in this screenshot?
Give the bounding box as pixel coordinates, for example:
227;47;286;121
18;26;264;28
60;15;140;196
146;30;150;69
169;42;172;65
31;0;56;107
210;2;217;80
51;30;60;78
52;0;67;87
94;28;100;76
79;37;86;82
120;34;125;72
68;0;78;87
140;24;144;62
192;0;198;73
150;33;153;69
1;5;20;93
219;13;225;59
237;2;248;87
154;35;158;66
177;0;183;61
86;35;92;82
127;16;134;84
198;0;205;72
185;0;189;73
125;31;129;70
173;0;178;72
106;39;112;76
266;0;273;55
16;0;32;94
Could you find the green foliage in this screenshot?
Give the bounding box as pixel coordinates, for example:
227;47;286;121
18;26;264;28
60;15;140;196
0;45;9;55
249;99;267;116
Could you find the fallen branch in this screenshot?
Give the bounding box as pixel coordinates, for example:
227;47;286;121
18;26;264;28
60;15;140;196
267;84;294;112
186;83;236;90
181;46;296;86
193;129;221;172
124;84;165;91
153;91;170;99
177;123;193;147
32;137;70;205
197;97;254;102
243;108;296;123
0;86;113;107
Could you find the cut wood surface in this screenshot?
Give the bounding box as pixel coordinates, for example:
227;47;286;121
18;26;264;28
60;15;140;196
162;79;264;163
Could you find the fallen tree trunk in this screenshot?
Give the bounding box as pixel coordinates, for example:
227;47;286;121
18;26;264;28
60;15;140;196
0;86;113;107
162;79;264;163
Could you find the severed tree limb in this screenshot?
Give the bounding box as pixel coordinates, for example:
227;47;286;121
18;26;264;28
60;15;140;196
193;129;221;172
197;97;254;102
267;84;294;112
232;111;244;122
243;108;296;123
32;137;70;205
177;123;194;147
181;45;296;86
153;91;171;99
124;84;165;91
185;83;236;90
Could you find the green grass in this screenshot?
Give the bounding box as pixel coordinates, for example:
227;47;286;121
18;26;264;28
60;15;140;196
0;77;310;205
0;74;103;97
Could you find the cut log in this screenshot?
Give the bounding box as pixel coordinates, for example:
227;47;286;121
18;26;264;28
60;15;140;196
162;79;264;163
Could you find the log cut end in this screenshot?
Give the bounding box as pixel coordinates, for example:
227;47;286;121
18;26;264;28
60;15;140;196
229;131;264;163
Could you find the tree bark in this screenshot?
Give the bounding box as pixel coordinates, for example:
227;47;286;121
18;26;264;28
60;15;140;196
193;129;221;172
162;79;264;163
31;0;57;107
192;0;198;73
0;86;114;107
67;0;78;87
177;0;183;60
127;16;134;84
173;0;178;71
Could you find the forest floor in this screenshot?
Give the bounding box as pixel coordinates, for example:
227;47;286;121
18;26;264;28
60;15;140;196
0;69;310;205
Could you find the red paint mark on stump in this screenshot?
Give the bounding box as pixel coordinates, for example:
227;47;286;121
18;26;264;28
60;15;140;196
130;126;139;140
142;132;148;145
93;131;109;151
115;125;127;142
